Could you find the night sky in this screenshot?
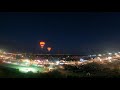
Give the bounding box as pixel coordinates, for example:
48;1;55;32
0;12;120;54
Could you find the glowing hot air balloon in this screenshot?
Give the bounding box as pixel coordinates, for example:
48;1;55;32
47;47;52;52
40;41;45;49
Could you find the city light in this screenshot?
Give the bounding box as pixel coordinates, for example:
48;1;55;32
115;53;118;55
19;67;38;73
108;53;112;55
56;61;60;65
108;57;112;60
98;54;102;57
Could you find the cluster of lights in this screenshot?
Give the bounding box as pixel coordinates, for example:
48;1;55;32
89;52;120;57
80;52;120;64
2;49;120;72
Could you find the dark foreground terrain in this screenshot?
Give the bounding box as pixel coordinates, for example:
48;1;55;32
1;61;120;78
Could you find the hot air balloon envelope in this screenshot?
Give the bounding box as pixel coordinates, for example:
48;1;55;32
40;41;45;48
47;47;52;52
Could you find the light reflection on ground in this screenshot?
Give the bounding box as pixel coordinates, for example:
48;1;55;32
0;63;45;73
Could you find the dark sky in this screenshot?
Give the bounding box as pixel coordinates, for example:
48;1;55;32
0;12;120;54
